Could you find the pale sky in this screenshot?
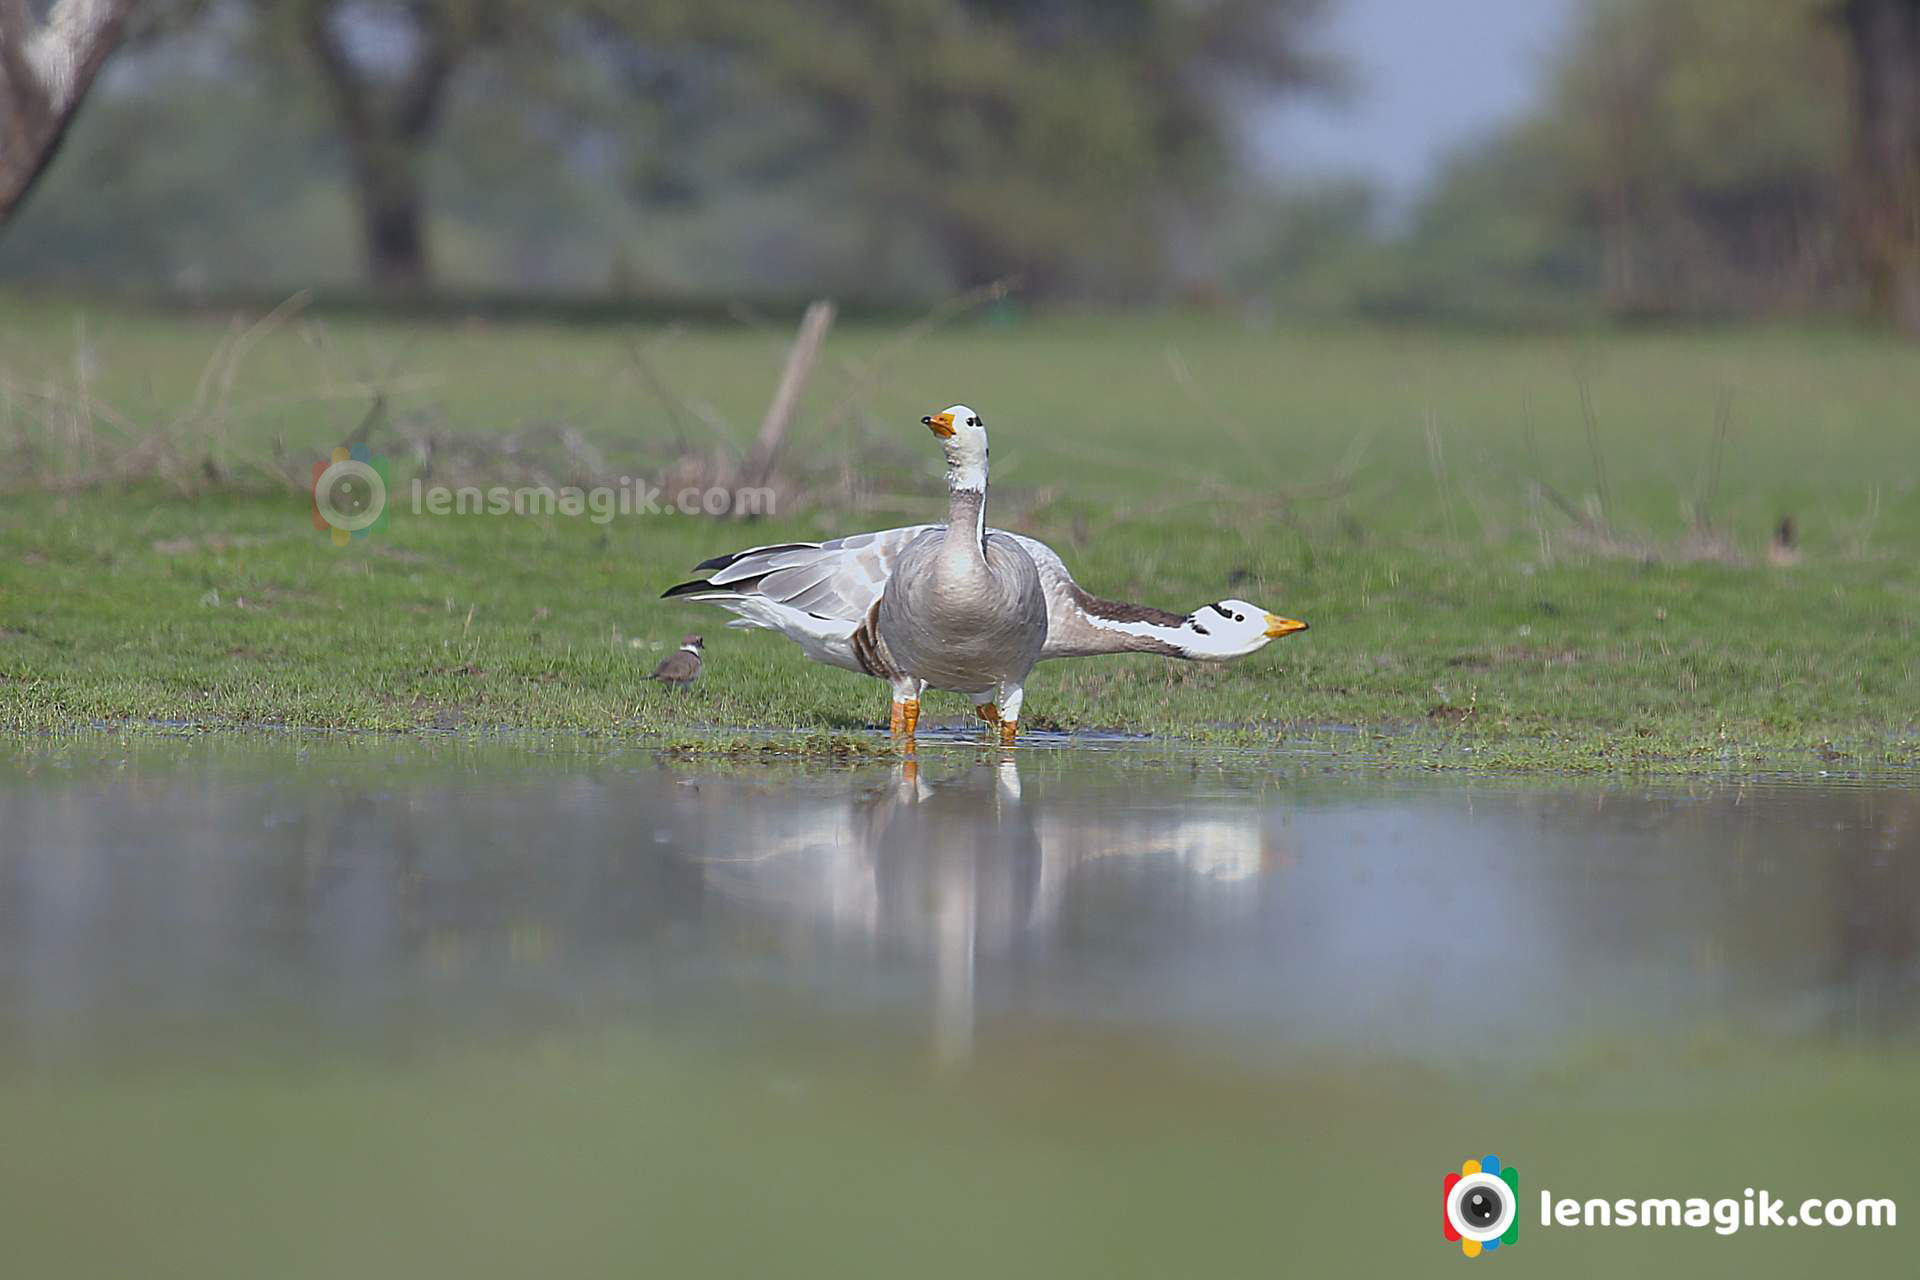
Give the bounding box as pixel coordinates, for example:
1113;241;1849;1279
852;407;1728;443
1256;0;1581;202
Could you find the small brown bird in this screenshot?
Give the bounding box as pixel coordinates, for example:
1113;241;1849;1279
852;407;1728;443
648;635;704;687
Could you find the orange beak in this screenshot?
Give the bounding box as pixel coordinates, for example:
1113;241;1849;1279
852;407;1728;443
1264;615;1308;638
921;411;956;438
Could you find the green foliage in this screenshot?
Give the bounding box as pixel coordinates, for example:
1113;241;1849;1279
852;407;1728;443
1370;0;1852;321
1217;180;1399;316
0;74;359;289
723;0;1333;293
0;0;1334;299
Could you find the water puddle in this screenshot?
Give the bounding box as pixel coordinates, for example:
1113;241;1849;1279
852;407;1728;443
1;733;1914;1276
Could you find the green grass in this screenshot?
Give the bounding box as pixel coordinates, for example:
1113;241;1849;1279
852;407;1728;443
2;295;1917;771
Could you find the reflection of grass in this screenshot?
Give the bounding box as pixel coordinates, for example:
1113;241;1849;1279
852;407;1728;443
2;296;1917;771
0;1024;1913;1278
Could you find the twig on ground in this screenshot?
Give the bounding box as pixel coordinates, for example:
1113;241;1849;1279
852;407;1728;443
1424;408;1459;548
1576;372;1612;533
622;327;710;449
747;299;835;490
1694;387;1732;533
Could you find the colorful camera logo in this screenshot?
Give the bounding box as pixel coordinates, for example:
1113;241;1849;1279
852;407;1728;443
1444;1154;1519;1257
311;445;389;546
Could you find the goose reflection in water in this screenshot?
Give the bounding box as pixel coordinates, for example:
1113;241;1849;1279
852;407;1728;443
6;741;1913;1069
679;756;1285;1064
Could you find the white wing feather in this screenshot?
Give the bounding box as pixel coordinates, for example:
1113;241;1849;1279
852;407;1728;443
672;526;1091;662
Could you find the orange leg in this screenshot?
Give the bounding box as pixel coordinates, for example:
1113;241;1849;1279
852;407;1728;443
999;719;1017;747
889;701;906;735
902;698;920;738
974;702;1001;727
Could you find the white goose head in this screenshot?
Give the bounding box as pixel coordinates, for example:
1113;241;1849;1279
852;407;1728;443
921;404;988;493
1177;599;1308;660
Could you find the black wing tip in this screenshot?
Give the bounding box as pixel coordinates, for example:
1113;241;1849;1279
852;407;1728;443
661;579;715;599
693;542;817;573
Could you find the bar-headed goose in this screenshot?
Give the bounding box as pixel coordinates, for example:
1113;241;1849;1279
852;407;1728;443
663;405;1308;740
877;405;1047;742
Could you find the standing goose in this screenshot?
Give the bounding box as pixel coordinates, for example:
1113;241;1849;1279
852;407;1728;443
663;407;1309;737
867;405;1048;744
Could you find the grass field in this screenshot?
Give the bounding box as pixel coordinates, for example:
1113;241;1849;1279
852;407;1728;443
1;293;1916;770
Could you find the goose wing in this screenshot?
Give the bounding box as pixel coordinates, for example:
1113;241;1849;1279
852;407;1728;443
667;527;1122;661
664;525;936;621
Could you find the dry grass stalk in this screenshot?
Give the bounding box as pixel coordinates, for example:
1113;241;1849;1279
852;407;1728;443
746;299;835;489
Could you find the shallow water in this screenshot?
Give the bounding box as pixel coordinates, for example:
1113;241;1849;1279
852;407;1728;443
1;734;1915;1276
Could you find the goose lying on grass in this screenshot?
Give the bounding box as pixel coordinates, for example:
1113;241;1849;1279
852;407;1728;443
664;404;1309;743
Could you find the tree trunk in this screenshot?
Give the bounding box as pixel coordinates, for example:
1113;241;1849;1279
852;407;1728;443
0;0;136;224
301;0;455;293
1843;0;1920;336
347;136;432;292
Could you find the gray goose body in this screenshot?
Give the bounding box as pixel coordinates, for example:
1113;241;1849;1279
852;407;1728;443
875;485;1047;697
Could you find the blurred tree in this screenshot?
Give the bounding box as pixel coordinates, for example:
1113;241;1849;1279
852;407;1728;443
263;0;526;291
653;0;1336;296
3;0;1337;299
1555;0;1847;315
1381;0;1850;322
0;0;138;222
1215;178;1393;315
293;1;457;290
1841;0;1920;334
